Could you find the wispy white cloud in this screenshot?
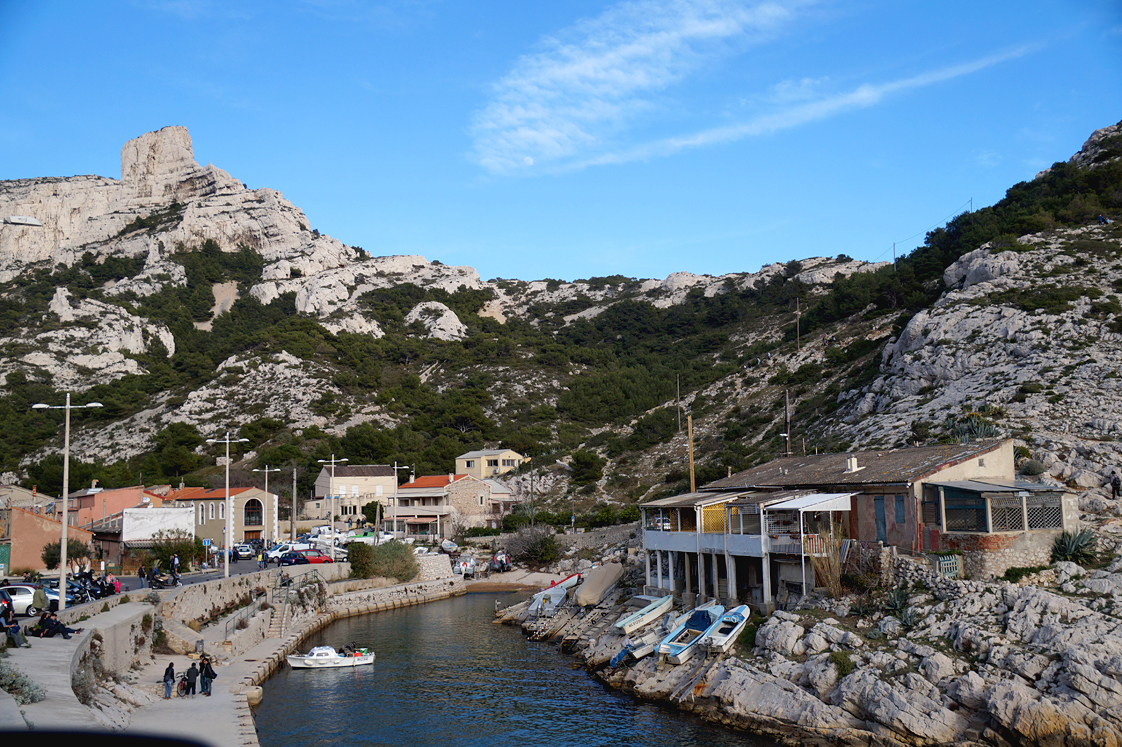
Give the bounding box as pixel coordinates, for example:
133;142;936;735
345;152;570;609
470;0;804;173
565;47;1034;169
472;0;1035;176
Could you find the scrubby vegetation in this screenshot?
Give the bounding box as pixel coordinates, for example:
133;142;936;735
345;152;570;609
348;541;418;582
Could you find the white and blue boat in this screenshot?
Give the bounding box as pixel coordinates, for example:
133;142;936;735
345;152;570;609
657;603;725;665
700;604;750;654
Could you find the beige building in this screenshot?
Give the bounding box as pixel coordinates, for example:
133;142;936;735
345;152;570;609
455;449;528;479
163;486;278;549
391;474;514;539
309;465;398;522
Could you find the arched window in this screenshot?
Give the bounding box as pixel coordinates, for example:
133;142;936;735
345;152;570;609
244;498;263;527
198;504;205;525
219;502;225;520
209;502;215;520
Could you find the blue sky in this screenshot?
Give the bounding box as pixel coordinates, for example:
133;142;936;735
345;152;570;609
1;1;1119;282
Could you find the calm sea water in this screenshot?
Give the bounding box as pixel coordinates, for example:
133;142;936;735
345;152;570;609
254;593;777;747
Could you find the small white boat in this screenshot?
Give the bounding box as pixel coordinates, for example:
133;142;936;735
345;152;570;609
657;603;725;665
614;595;673;636
527;572;582;618
700;604;750;653
287;645;375;668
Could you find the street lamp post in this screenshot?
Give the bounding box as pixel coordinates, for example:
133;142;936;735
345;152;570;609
252;465;281;544
318;455;347;557
207;432;249;578
31;394;102;610
392;462;409;540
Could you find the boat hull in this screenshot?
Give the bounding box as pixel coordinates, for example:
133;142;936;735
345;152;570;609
287;653;375;668
615;595;673;636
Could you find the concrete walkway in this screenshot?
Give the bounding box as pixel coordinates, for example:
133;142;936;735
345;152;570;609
0;567;557;745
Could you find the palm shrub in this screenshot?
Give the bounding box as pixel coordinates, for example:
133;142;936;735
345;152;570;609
808;521;846;599
1051;529;1098;565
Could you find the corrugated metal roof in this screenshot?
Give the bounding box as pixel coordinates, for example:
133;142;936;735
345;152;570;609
928;479;1063;493
705;439;1007;490
642;491;752;509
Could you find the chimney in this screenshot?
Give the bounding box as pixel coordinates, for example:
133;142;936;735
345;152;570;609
844;456;865;474
179;481;185;489
448;474;454;484
91;479;99;489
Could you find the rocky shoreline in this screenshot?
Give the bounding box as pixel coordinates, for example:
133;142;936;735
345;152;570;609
500;540;1122;747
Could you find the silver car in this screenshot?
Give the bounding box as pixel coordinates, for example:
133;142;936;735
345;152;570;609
2;584;48;616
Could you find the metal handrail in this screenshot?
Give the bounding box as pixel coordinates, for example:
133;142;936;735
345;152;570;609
269;568;330;637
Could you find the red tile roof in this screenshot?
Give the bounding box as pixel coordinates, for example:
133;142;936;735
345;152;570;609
163;487;255;501
400;475;470;489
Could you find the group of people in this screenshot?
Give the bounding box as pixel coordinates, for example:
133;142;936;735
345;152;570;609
30;611;81;640
162;654;218;698
139;555;183;588
0;595;29;648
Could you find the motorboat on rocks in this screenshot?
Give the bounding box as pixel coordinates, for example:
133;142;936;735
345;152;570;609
614;594;674;635
657;602;725;665
700;604;750;654
287;645;375;668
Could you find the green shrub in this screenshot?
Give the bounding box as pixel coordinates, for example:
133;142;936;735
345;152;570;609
829;650;855;678
1002;565;1050;583
141;613;152;632
1052;529;1098;565
1020;459;1046;476
349;540;418;582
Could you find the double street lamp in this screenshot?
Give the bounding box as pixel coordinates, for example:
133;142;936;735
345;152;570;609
318;455;347;556
207;432;249;578
32;394;102;610
252;465;281;545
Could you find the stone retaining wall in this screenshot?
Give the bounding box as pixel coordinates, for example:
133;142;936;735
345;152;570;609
555;522;640;550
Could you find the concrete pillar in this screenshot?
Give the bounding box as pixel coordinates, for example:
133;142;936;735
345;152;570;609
684;553;692;594
726;553;737;603
645;549;651;588
711;553;720;600
656;550;664;590
669;551;678;591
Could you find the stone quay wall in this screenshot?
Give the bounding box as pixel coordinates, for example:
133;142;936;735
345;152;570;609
241;576;466;686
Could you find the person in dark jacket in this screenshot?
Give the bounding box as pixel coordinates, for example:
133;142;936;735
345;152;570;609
0;600;28;648
184;662;199;698
200;654;217;696
163;663;175;699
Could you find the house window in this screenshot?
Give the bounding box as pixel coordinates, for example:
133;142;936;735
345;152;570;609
502;459;515;467
219;502;225;520
487;459;498;467
943;489;986;532
894;495;905;525
978;458;985;468
244;499;263;526
198;504;205;525
921;485;939;524
465;460;475;468
479;496;484;505
376;486;383;496
209;502;215;520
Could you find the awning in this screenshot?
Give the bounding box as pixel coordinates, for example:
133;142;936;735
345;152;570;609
766;492;856;512
405;517;437;524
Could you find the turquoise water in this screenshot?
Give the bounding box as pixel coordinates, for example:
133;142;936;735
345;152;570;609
254;593;776;747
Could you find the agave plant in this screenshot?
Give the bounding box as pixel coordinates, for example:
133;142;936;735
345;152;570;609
898;607;920;632
1052;529;1098;566
882;586;910;613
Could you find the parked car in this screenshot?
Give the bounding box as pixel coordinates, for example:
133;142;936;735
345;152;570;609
649;517;672;531
278;552;310;566
298;549;334;564
266;542;312;564
234;544;255;559
2;584;47;616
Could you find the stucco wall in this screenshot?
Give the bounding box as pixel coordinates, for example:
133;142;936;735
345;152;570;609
10;508;94;571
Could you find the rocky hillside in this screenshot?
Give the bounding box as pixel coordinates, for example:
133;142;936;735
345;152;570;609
1;122;1120;510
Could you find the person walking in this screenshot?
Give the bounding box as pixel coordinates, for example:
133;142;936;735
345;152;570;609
171;554;180;575
138;564;146;589
200;655;217;696
162;663;175;699
184;662;199;698
1112;471;1120;500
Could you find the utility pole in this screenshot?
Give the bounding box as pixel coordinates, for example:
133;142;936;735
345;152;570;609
796;297;801;351
784;390;792;457
290;466;297;542
677;374;681;433
687;414;696;493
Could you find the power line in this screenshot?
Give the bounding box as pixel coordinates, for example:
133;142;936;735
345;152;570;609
870;197;975;262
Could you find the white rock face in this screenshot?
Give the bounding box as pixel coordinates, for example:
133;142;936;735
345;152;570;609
1;288;175;391
405;301;468;341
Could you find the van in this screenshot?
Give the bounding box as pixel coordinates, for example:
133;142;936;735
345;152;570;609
266;542;311;563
